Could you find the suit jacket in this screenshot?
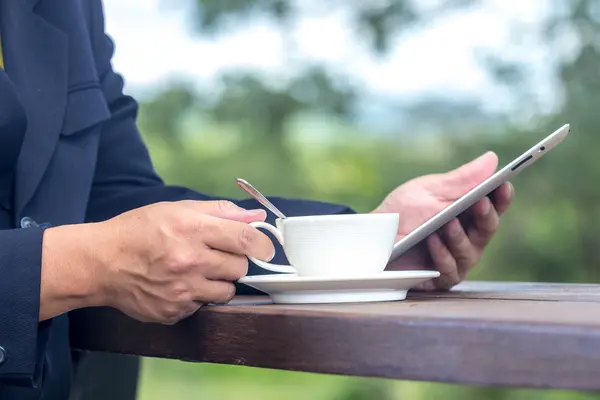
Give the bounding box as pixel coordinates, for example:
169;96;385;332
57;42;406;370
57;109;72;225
0;1;354;399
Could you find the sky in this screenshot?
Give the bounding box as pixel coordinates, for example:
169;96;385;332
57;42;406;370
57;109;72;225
101;0;556;117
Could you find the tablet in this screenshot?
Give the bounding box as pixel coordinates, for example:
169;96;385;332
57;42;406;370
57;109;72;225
388;123;570;262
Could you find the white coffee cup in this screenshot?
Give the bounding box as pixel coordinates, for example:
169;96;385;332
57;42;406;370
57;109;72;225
247;213;399;277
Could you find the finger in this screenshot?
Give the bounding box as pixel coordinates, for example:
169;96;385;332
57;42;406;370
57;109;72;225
160;302;202;326
182;199;267;223
194;280;237;305
202;251;249;281
426;232;460;290
438;152;499;199
467;197;500;248
201;216;275;261
469;195;492;217
179;302;203;320
442;218;478;273
490;182;514;215
412;279;438;292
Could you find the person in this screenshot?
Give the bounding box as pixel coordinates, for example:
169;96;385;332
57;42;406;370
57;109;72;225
0;1;514;399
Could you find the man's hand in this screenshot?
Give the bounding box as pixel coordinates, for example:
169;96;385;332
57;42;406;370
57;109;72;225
374;151;514;290
40;200;274;324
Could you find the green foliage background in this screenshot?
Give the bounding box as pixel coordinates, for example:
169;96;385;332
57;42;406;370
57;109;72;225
128;0;600;398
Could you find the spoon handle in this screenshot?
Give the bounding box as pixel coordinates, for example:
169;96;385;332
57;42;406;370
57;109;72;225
235;178;287;219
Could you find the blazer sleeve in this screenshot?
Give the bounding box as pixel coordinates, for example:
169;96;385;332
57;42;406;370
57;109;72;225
83;1;355;284
0;226;52;388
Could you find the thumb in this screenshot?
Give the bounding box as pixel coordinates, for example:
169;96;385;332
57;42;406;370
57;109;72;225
188;200;267;223
442;151;499;190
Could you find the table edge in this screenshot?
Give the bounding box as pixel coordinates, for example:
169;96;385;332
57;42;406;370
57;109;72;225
70;302;600;391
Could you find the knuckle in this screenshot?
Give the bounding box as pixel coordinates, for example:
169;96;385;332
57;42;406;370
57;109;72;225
162;204;196;232
484;220;499;236
156;215;189;243
198;217;218;241
455;253;473;269
170;281;194;303
148;201;175;220
138;204;161;226
434;249;457;274
446;222;464;241
148;201;168;211
161;303;183;324
164;251;194;273
179;199;195;208
216;200;236;212
172;210;193;231
194;216;208;235
239;225;254;251
447;229;462;242
204;251;226;271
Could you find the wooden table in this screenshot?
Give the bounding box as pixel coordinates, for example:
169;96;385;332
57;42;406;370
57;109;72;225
69;281;600;391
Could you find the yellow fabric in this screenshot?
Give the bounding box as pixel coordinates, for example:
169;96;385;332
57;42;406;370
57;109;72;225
0;35;3;69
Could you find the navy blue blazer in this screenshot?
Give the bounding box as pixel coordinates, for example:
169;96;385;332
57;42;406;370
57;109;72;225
0;1;353;399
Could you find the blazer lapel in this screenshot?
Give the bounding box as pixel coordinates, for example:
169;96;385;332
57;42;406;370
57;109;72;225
1;0;68;217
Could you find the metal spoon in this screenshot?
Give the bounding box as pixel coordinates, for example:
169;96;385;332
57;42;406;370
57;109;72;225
235;178;287;219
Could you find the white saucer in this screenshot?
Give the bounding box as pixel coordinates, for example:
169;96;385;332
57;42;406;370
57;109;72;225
238;270;440;304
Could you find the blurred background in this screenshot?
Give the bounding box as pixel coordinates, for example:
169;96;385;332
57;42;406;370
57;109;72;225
103;0;599;398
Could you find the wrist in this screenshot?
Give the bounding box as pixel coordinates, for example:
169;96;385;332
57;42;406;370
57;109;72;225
41;223;110;316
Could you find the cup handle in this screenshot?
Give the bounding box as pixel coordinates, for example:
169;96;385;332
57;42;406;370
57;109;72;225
247;221;297;274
